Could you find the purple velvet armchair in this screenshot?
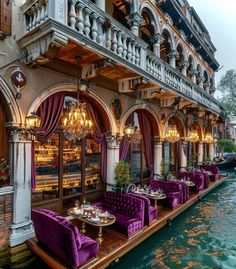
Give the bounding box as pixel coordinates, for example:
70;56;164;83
199;164;220;181
126;193;158;225
179;171;206;192
99;192;145;236
149;180;182;209
31;209;99;268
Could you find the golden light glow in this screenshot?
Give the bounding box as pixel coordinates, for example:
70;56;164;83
124;124;135;137
25;112;41;129
165;125;180;143
187;130;200;143
63;101;93;140
203;132;215;143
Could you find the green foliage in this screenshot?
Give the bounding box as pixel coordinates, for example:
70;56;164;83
0;158;8;173
218;139;236;153
114;161;131;191
217;69;236;116
161;159;169;177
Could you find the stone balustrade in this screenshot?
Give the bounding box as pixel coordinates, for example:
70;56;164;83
20;0;222;115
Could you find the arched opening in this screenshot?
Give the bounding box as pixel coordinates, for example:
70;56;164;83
164;116;185;175
120;109;159;182
0;92;10;187
187;55;194;80
176;43;185;73
160;29;172;64
140;9;155;52
203;70;209;91
32;91;111;212
187;121;202;167
196;64;202;86
112;0;130;29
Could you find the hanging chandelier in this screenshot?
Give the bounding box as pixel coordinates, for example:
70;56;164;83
187;129;199;143
203;132;215;143
165;125;180;143
63;57;93;140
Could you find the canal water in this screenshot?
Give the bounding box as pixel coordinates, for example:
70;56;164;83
109;170;236;269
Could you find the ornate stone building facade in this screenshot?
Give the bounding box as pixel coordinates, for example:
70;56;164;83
0;0;224;265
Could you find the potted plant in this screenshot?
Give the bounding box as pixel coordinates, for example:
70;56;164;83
0;158;9;187
114;161;131;192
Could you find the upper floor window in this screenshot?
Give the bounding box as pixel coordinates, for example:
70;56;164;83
0;0;12;36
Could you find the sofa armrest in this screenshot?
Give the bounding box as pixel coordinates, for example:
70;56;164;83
168;191;180;199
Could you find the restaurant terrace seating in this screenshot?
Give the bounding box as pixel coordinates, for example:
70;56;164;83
178;171;205;192
126;193;158;226
171;180;190;203
199;164;220;181
31;209;99;268
96;192;145;236
149;180;182;209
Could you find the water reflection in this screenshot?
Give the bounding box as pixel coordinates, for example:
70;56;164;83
109;170;236;269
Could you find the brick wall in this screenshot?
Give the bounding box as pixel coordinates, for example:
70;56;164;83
0;0;12;35
0;192;13;267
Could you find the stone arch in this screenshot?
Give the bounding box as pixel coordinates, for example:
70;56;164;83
187;54;195;80
188;120;204;140
139;2;161;34
120;104;161;136
176;41;187;73
0;76;23;124
160;26;176;64
161;26;175;50
196;63;202;86
27;83;117;134
164;111;186;138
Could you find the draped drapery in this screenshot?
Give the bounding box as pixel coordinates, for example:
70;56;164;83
137;110;154;177
31;93;65;191
81;96;107;180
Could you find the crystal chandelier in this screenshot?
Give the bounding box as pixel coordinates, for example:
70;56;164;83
165;125;180;143
203;132;214;143
63;57;93;140
187;130;199;143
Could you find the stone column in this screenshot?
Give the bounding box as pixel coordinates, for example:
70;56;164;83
198;142;203;164
106;135;120;190
153;33;164;57
204;81;210;94
128;12;143;36
180;140;187;170
153;136;163;177
181;61;189;77
8;127;34;247
209;143;215;161
191;69;197;84
95;0;105;11
167;50;177;68
199;76;204;88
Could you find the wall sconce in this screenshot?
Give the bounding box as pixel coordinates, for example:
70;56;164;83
25;112;41;130
124;124;135;137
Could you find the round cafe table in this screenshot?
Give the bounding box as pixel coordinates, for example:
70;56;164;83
68;207;116;245
146;193;167;208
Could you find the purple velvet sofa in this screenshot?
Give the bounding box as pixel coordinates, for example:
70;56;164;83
98;192;145;236
178;171;206;192
31;209;99;268
149;180;182;209
126;193;158;225
169;180;189;203
199;164;220;181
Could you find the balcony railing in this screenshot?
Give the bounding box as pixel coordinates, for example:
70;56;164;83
20;0;223;115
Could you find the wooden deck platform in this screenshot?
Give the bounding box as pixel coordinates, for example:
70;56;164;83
28;176;228;269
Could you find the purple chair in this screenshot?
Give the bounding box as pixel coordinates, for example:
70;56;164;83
31;209;99;268
126;193;158;226
179;171;205;192
99;192;145;236
199;164;220;181
172;180;189;203
149;180;182;209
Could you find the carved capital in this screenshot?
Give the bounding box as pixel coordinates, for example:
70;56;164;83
152;33;164;44
128;12;144;28
179;60;189;69
106;135;120;148
167;49;177;59
154;136;164;144
8;127;32;142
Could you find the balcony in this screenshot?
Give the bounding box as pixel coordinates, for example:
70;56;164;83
18;0;223;115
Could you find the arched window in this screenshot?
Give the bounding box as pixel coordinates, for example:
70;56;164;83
187;55;194;80
176;44;185;73
196;64;202;86
140;10;155;52
203;70;209;91
113;0;130;29
32;93;110;212
160;30;172;64
0;93;10;188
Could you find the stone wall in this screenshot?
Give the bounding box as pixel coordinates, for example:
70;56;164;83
0;192;13;267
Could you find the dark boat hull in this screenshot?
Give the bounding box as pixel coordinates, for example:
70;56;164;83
216;158;236;169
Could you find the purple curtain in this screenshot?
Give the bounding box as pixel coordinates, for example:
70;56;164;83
31;93;65;191
137;110;154;177
119;113;134;161
81;96;107;180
